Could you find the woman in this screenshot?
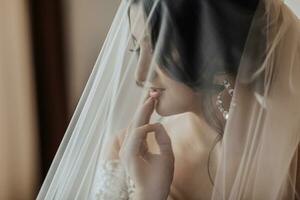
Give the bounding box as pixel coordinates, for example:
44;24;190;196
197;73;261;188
37;0;300;199
117;0;241;199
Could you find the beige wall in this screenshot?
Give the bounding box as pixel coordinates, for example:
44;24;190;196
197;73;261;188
0;1;39;199
63;0;120;112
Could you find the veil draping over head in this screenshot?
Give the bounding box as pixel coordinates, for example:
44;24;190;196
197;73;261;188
37;0;300;199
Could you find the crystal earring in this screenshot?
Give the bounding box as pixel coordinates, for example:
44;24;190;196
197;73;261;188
216;80;234;120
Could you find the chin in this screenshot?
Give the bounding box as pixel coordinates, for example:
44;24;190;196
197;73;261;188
155;100;184;117
155;108;173;117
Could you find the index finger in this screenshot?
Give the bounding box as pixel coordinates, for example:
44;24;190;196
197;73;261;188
133;96;155;128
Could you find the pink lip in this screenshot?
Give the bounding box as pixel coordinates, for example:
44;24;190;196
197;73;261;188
149;87;165;98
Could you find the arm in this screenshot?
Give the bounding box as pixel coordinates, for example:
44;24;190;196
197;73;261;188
91;129;132;200
119;97;175;200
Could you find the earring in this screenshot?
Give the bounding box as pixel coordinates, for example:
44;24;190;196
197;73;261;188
216;80;234;120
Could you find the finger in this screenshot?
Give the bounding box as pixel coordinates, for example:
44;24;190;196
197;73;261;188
134;96;155;128
124;92;153;145
140;140;149;156
126;124;151;154
142;91;151;103
124;124;156;160
152;123;174;156
128;124;173;156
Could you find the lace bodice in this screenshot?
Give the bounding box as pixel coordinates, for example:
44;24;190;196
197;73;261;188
90;160;135;200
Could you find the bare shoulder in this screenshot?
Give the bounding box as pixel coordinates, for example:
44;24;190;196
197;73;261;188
162;112;218;144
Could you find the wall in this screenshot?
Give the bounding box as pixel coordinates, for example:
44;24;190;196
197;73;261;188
63;0;120;112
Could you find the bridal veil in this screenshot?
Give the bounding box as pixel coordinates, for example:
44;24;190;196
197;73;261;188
37;0;300;199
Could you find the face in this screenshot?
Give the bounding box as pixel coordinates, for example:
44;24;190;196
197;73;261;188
129;3;201;116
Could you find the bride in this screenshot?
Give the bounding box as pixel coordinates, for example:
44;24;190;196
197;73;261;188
110;1;238;199
37;0;300;199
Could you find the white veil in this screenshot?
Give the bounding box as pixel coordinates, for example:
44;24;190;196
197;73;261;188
37;0;300;199
213;1;300;199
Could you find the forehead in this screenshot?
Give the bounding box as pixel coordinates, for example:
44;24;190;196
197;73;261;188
129;3;147;41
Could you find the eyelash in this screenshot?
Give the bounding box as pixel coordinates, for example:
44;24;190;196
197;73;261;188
129;46;141;55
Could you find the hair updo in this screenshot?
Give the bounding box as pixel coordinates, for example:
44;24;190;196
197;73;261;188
128;0;260;133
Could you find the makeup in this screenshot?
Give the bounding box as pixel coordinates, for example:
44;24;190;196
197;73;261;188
149;87;165;98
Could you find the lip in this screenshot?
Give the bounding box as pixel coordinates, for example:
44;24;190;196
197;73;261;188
149;87;165;98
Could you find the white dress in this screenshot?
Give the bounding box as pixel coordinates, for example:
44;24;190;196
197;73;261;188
90;160;135;200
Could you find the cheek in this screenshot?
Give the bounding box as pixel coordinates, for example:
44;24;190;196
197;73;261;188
169;86;197;108
156;81;198;116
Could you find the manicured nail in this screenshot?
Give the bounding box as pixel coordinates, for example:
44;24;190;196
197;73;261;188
150;91;159;98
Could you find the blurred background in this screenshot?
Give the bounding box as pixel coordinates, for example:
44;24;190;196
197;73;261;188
0;0;299;199
0;0;119;199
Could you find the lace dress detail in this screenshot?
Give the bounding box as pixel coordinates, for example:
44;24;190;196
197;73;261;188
91;160;135;200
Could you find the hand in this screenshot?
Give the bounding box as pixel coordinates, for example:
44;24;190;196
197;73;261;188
119;96;175;200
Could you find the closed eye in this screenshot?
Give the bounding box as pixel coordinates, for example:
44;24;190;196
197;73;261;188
129;46;141;57
129;34;141;55
129;46;140;53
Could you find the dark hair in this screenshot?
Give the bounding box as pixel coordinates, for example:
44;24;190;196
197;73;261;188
129;0;260;132
129;0;261;185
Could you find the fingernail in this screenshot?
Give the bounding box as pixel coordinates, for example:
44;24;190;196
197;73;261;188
150;91;159;98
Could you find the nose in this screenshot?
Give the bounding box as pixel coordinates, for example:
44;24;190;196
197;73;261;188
134;40;157;87
135;64;158;88
134;51;154;87
135;63;147;87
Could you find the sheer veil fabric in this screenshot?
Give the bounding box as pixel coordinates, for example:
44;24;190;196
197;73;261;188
37;0;300;199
